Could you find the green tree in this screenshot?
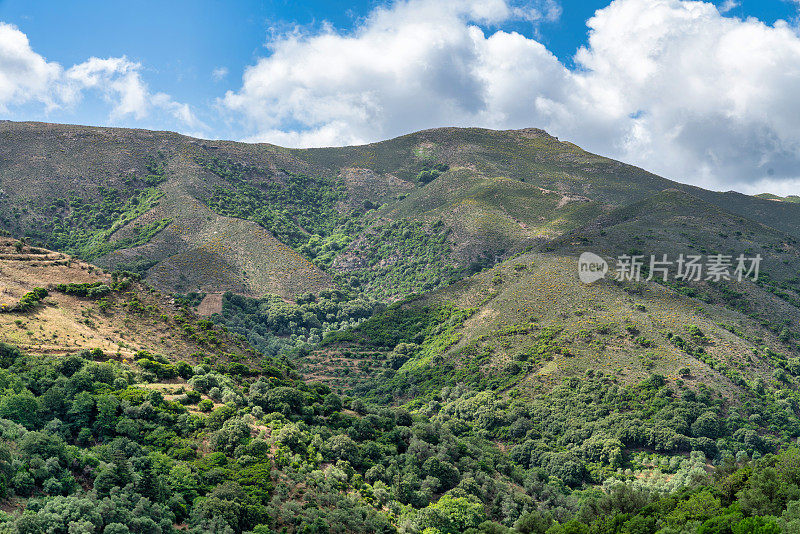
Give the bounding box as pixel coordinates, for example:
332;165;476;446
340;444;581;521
732;516;781;534
738;467;800;516
0;391;39;429
666;490;723;527
692;412;721;439
418;495;486;534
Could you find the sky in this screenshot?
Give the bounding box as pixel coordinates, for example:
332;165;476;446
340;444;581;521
1;0;800;195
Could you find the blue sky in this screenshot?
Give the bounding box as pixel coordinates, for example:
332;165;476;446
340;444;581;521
1;0;800;194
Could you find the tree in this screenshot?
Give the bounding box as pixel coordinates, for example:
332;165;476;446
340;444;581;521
206;404;236;431
514;511;553;534
692;412;721;439
0;342;22;368
0;391;39;429
666;490;722;527
67;391;95;432
418;495;486;534
326;434;359;464
94;394;120;437
422;457;460;491
104;524;131;534
19;431;68;463
197;481;266;532
94;450;134;496
732;516;781;534
0;443;12;498
323;393;343;414
211;417;252;455
738;467;800;517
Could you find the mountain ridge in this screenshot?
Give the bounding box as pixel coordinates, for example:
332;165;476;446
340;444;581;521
3;119;799;303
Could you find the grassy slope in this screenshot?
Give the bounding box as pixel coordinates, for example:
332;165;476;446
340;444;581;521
545;189;800;331
0;238;256;363
302;251;790;397
298;126;800;239
0;122;332;298
302;193;800;403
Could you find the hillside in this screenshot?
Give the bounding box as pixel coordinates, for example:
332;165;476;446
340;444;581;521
3;121;800;304
547;189;800;327
0;122;333;301
0;238;256;362
756;193;800;203
300;189;800;394
0;240;404;532
4;240;800;533
3;121;800;532
304;241;798;400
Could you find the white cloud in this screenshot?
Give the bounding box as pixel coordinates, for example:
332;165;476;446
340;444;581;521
224;0;567;146
152;92;205;130
66;57;149;119
212;66;228;81
574;0;800;192
0;22;62;111
512;0;562;23
0;22;200;130
718;0;739;14
223;0;800;193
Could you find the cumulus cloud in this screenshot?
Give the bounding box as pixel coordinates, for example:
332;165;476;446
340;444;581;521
574;0;800;192
151;92;205;130
223;0;800;193
223;0;568;146
0;22;200;129
0;22;62;111
65;57;149;119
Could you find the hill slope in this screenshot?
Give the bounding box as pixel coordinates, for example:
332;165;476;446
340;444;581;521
0;238;257;362
3;121;800;302
3;122;800;532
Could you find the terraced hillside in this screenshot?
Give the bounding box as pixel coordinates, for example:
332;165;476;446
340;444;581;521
0;238;255;362
300;188;800;392
302;243;798;396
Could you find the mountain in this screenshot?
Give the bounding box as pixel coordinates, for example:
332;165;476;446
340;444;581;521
2;121;800;532
3;121;800;304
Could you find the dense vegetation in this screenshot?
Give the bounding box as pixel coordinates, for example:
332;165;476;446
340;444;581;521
211;290;378;356
332;220;464;301
324;304;800;458
5;123;800;532
4;156;172;261
199;157;356;253
5;339;800;533
48;188;171;261
198;156;468;301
